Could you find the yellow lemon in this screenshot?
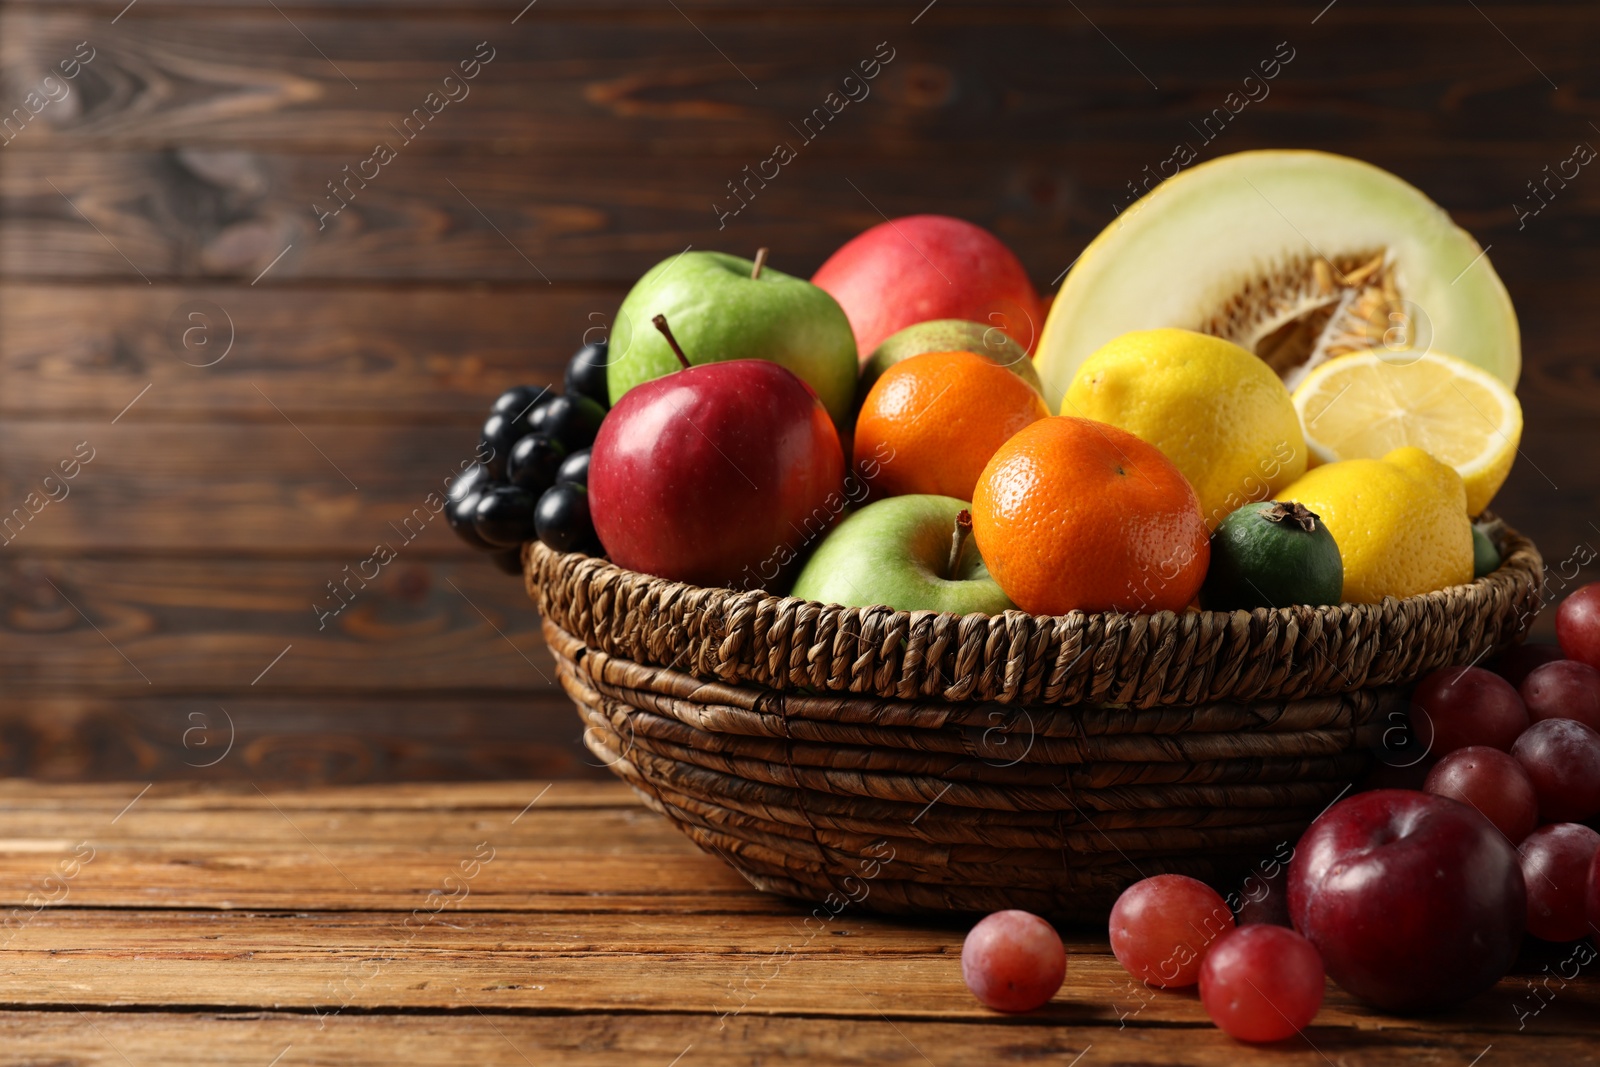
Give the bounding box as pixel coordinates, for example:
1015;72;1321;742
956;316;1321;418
1061;328;1306;528
1279;446;1472;604
1292;349;1522;516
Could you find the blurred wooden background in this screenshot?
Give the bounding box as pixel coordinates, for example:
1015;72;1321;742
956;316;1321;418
0;0;1595;782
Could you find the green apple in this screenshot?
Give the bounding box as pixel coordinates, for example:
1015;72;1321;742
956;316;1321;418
791;495;1014;615
858;318;1043;411
609;251;858;426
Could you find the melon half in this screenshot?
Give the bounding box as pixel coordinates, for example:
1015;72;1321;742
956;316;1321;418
1034;151;1520;409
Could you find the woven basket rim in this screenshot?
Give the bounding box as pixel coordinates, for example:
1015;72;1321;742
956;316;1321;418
525;516;1544;708
527;515;1538;633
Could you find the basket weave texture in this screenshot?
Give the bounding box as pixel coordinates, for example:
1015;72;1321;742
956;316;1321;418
526;524;1543;919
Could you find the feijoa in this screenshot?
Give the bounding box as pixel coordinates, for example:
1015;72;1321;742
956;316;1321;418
1201;500;1343;611
1472;524;1501;579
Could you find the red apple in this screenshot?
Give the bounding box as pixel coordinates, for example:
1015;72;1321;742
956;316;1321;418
812;215;1040;359
1288;790;1525;1012
588;318;844;591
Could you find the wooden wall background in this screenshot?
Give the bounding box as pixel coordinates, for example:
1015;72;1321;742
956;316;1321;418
0;0;1595;782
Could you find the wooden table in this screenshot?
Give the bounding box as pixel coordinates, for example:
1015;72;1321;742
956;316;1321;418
3;3;1598;1060
0;780;1593;1065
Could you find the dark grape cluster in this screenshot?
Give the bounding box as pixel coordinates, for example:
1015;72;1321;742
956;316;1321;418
445;341;609;573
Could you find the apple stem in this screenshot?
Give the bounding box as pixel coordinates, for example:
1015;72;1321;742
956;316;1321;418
751;247;769;280
652;314;693;370
948;510;974;580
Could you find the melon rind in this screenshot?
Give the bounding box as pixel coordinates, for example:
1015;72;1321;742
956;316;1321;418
1033;150;1520;410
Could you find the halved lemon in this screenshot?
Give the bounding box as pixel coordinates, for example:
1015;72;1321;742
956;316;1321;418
1292;349;1522;515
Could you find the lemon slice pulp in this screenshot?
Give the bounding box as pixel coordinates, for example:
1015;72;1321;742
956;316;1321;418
1292;349;1522;515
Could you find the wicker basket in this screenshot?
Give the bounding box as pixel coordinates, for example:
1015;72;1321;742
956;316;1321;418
525;523;1544;920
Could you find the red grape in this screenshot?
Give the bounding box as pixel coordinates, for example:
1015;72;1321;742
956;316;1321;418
1199;925;1325;1043
1109;874;1233;988
1557;582;1600;669
1511;719;1600;823
1423;746;1540;843
1520;822;1600;942
1489;643;1566;688
961;910;1066;1012
1410;666;1528;756
1521;660;1600;731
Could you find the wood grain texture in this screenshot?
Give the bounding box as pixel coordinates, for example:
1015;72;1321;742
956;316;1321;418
3;912;1597;1032
0;284;619;417
0;423;491;550
0;693;605;782
2;6;1595;153
0;778;632;806
0;1012;1591;1067
0;782;761;911
0;557;553;688
6;148;1600;286
0;149;1079;284
5;905;1599;1037
0;782;1590;1064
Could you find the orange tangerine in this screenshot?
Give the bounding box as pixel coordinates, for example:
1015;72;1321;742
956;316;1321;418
971;416;1209;615
853;350;1049;500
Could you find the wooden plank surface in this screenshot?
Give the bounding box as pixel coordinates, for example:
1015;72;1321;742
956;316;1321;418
0;557;550;688
2;6;1596;153
0;284;612;417
7;148;1600;285
2;1012;1591;1067
1;907;1598;1033
0;693;607;782
0;428;500;551
0;781;1592;1064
